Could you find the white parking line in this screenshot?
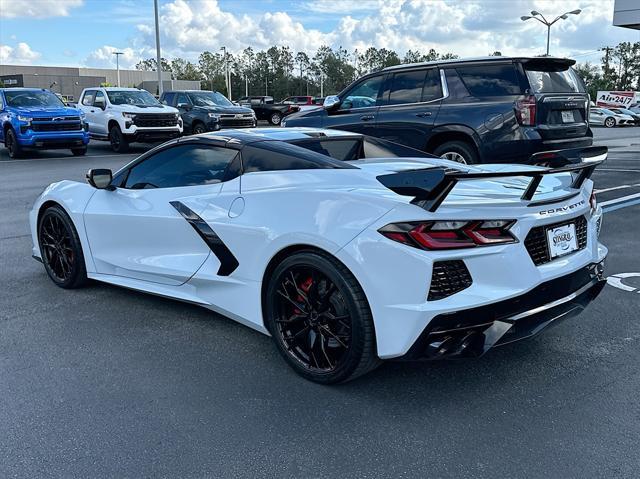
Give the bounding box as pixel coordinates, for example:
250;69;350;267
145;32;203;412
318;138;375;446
0;154;134;164
595;183;640;194
596;169;640;173
601;192;640;213
601;192;640;207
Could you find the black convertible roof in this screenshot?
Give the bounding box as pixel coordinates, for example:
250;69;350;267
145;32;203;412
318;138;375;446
177;127;361;148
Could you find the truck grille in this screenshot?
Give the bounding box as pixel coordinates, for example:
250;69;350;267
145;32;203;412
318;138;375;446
428;260;473;301
133;113;178;128
524;216;588;266
31;121;82;132
219;114;254;128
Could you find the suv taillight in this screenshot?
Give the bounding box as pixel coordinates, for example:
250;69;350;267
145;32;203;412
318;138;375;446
515;95;536;126
379;220;516;250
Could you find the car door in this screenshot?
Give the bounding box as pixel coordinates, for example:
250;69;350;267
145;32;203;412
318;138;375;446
83;143;242;286
79;90;98;134
375;68;443;151
174;92;194;131
90;90;108;136
323;74;384;136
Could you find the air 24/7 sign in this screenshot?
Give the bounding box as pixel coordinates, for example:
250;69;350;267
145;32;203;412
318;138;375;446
596;91;639;109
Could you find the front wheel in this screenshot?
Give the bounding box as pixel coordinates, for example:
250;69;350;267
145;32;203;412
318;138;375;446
269;112;282;125
264;250;380;383
109;125;129;153
192;122;207;135
38;205;88;289
5;128;23;159
604;117;616;128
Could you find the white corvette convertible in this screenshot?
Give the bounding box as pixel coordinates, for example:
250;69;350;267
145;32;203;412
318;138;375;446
30;128;608;383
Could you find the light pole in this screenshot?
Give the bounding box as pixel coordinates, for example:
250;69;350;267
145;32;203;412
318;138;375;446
113;51;124;87
153;0;163;96
220;46;230;100
520;9;581;56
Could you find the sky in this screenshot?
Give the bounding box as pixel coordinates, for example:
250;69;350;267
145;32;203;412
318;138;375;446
1;0;638;69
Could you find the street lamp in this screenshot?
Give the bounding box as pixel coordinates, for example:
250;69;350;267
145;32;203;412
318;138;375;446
153;0;163;96
220;46;231;100
520;9;581;56
113;51;124;87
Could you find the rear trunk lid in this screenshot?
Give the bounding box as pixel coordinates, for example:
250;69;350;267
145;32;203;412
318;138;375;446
522;58;590;141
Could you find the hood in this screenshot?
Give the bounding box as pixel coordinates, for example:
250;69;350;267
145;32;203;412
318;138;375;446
8;105;82;117
109;103;178;113
194;105;253;114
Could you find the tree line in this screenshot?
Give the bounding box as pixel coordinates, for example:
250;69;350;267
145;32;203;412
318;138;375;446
135;45;459;100
135;42;640;101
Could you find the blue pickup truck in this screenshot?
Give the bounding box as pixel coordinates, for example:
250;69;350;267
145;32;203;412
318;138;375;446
0;88;90;158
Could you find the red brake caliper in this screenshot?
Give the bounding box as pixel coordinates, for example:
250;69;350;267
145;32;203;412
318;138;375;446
294;277;313;314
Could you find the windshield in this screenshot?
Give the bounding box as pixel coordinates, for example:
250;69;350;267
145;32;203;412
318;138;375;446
106;90;160;106
188;91;233;107
4;90;65;108
525;67;583;93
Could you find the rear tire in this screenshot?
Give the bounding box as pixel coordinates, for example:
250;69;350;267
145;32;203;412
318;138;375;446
269;112;282;126
265;250;380;384
109;125;129;153
5;128;23;159
38;205;88;289
71;147;87;156
433;140;478;165
604;117;615;128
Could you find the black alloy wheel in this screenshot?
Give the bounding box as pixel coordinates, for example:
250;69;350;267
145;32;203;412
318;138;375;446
6;128;22;158
192;122;207;135
265;251;379;383
38;206;88;289
109;125;129;153
71;147;87;156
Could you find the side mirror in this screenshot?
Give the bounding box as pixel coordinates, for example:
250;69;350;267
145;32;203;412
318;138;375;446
86;168;113;189
323;95;341;110
94;100;106;110
177;103;190;110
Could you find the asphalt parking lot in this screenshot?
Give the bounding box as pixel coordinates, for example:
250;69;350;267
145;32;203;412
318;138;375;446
1;128;639;478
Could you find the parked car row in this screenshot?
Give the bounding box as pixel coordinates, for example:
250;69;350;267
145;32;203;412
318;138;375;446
589;107;640;127
237;96;301;125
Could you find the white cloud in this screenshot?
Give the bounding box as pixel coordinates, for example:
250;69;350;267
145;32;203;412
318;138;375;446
84;45;140;69
0;0;83;18
0;42;41;64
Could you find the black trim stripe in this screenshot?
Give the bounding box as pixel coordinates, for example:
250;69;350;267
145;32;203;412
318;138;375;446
170;201;239;276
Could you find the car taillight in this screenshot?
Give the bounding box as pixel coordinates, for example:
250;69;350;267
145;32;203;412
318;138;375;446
379;220;516;250
590;190;597;212
515;95;536;126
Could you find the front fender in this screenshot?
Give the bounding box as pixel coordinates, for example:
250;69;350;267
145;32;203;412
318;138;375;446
30;181;97;272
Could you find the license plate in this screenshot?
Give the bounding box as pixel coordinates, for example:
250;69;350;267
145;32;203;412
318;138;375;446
547;223;578;258
561;110;575;123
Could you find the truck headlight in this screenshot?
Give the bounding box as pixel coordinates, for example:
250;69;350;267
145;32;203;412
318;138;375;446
17;115;32;123
208;113;221;120
122;112;137;119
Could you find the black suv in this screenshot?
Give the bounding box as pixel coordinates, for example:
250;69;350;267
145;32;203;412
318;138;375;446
160;90;256;134
283;57;592;164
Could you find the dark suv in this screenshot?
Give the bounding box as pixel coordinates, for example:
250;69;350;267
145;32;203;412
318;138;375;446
282;57;592;164
161;90;256;134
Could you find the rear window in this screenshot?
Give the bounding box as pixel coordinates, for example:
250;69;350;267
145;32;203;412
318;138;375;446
241;141;357;173
455;64;522;96
525;68;583;93
293;137;433;161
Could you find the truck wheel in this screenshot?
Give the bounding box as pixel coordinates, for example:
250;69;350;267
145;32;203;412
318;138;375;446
5;128;23;159
604;117;615;128
433;140;478;165
71;147;87;156
192;122;206;135
269;112;282;125
109;125;129;153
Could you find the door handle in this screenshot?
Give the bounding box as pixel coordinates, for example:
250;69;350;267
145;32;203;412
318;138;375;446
90;110;95;113
416;112;432;117
360;114;375;121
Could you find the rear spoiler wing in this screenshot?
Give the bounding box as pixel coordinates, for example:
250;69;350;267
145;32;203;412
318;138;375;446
377;146;607;212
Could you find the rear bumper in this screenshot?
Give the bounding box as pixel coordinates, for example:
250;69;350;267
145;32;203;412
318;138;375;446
402;261;606;360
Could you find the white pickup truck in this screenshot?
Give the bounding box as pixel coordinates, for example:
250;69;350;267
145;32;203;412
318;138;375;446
77;87;182;152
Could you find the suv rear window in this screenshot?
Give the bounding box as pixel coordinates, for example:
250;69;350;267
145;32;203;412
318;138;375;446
525;68;583;93
455;64;522;96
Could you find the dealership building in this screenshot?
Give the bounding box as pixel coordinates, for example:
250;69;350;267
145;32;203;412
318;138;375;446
614;0;640;29
0;64;200;102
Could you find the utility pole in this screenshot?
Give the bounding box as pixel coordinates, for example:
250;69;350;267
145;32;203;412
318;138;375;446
153;0;163;96
113;51;124;87
220;46;231;100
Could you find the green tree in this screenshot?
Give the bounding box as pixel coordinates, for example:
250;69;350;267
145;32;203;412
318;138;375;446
135;57;171;72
